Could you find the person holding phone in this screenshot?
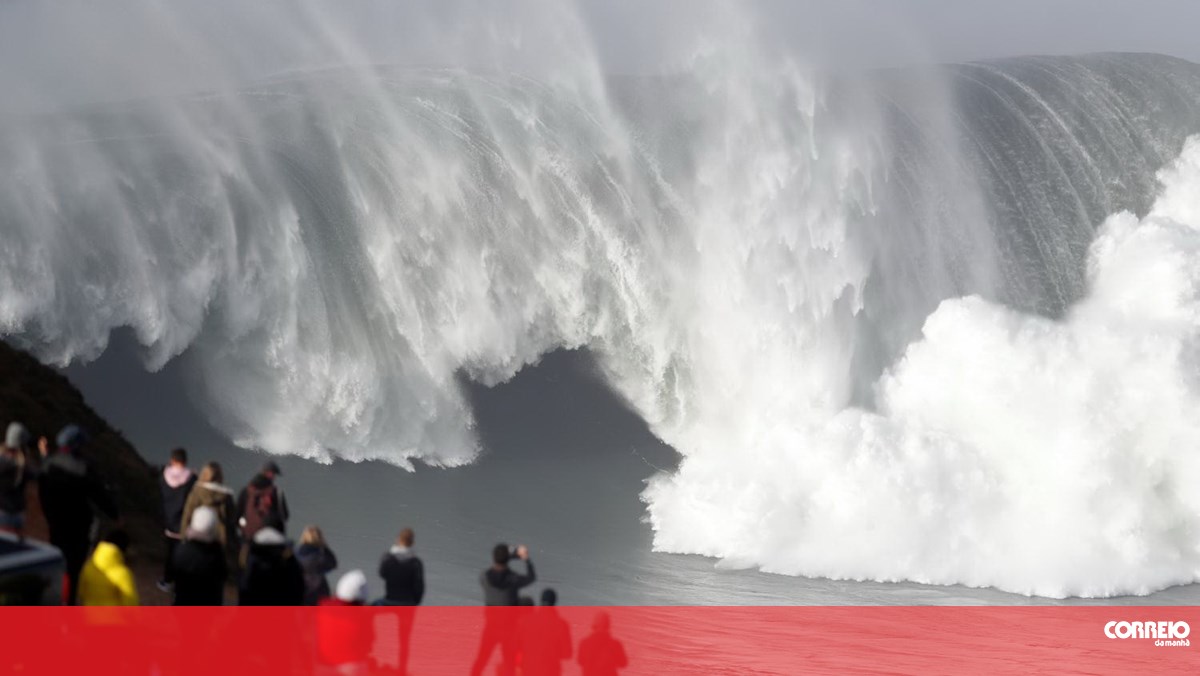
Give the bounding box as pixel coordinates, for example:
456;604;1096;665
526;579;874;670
471;542;538;676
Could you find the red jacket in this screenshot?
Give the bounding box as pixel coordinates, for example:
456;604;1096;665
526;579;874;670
316;599;371;665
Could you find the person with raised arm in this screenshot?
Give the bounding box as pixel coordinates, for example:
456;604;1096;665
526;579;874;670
470;543;537;676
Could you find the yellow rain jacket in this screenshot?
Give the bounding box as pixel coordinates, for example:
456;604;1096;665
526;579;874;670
78;541;139;606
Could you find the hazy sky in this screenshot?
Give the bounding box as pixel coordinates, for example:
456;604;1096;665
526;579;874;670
1;1;1199;111
582;0;1200;70
833;0;1200;65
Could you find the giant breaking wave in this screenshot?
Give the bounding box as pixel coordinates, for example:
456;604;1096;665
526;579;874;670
2;38;1200;596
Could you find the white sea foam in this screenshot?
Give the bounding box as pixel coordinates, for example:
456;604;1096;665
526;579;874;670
646;136;1200;597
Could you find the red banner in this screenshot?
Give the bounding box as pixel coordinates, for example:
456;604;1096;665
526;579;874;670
0;606;1195;674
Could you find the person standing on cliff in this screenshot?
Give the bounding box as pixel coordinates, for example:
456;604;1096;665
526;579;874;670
378;526;424;674
0;422;39;536
237;461;289;540
78;528;139;606
238;527;305;605
296;525;339;605
38;424;118;605
171;506;228;605
470;543;537;676
156;447;196;592
181;462;239;556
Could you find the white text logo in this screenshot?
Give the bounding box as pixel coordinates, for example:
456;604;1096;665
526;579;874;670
1104;620;1190;647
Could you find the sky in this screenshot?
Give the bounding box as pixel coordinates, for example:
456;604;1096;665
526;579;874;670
1;0;1199;112
584;0;1200;71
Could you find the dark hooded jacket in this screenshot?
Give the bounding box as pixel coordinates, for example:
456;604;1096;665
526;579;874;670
296;542;338;605
159;465;196;536
38;451;118;542
481;559;536;606
0;424;35;516
379;545;425;605
239;540;305;606
172;539;227;606
236;473;289;538
0;450;32;515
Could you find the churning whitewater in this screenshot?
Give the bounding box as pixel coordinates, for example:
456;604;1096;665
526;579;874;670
2;45;1200;597
647;135;1200;598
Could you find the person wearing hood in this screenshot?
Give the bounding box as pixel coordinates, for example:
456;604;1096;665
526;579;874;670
379;527;424;605
38;424;118;604
378;527;424;674
171;506;228;605
78;529;138;606
0;422;38;535
236;460;289;541
470;543;536;676
317;570;373;672
296;525;339;605
181;462;238;553
157;447;196;592
238;527;305;606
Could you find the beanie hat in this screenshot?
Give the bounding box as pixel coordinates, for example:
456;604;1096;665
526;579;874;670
188;506;219;542
335;569;368;603
56;424;86;451
5;422;30;450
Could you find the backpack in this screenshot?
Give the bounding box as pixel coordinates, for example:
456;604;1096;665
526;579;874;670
242;482;280;538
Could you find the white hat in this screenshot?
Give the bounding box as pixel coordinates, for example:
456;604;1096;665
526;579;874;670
253;527;287;545
5;422;30;449
188;506;219;542
335;569;368;603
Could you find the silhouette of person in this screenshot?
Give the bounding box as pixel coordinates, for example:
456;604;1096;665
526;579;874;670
517;589;572;676
578;612;627;676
